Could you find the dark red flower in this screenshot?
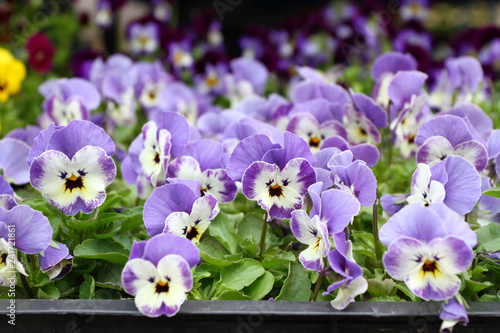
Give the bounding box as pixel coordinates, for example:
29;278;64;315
26;32;55;74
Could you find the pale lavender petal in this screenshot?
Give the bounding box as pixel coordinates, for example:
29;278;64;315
379;204;447;245
371;51;417;80
262;132;315;170
182;140;223;171
157;111;190;157
453;140;488;172
439;297;469;327
427;204;477;248
487;129;500;158
0;138;31;184
380;193;407;216
202;169;237;203
0;205;52;254
39;242;70;272
143;233;200;267
443;103;492;142
416;136;454;166
28;123;64;165
231;57;268;94
129;240;147;261
46;120;115;158
6;125;40;146
415;115;472;147
226;134;280;182
320;189;360;234
388;71;427;115
351;92;388;128
143;183;198;237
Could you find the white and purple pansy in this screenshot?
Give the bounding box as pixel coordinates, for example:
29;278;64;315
167;140;237;203
407;156;481;215
327;150;377;207
38;78;101;126
439;297;469;333
143;183;219;239
415;115;488;172
291;211;330;272
128;21;160;55
322;239;368;310
0;205;53;286
28;120;116;216
380;203;476;301
121;234;199;317
242;157;316;220
139;121;172;187
38;242;73;281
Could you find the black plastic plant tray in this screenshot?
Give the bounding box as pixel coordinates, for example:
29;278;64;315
0;300;500;332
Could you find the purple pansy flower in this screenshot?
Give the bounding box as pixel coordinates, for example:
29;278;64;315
29;120;116;216
143;183;219;239
122;112;190;193
321;135;380;167
128;21;160;55
121;234;199;317
225;57;268;106
322;239;368;310
38;242;73;281
128;60;173;111
38;78;101;126
0;205;53;285
291;183;360;271
327;151;377;207
400;0;430;22
167;140;237;203
415;115;488;172
345;92;387;145
371;51;417;109
89;54;134;91
152;0;172;22
380;203;476;301
101;71;137;126
439;297;469;333
407;157;481;215
445;56;484;105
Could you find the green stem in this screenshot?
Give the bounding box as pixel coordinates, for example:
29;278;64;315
312;270;325;301
259;212;269;259
18;252;34;298
372;198;382;262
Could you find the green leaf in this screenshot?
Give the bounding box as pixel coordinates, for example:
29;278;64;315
79;274;96;299
465;279;492;293
74;239;130;266
275;262;311;301
483;239;500;253
216;290;252;300
237;213;264;244
479;294;500;301
395;283;419;301
119;207;144;231
48;215;62;234
476;223;500;245
261;251;296;269
38;285;60;299
219;259;265;291
209;212;243;254
483;188;500;198
367;279;397;297
98;192;124;212
198;243;235;268
368;296;404;302
92;289;122;299
95;263;123;290
242;271;274;300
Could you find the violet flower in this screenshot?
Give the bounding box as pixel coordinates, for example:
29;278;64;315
225;57;269;106
380;203;476;301
167;140;237;203
128;21;160;56
29;120;116;216
407;156;481;215
322;239;368;310
415;115;488;172
143;183;219;241
445;56;484;105
0;175;16;210
399;0;430;22
439;297;469;333
128;60;173;111
0;205;53;285
38;78;101;126
38;242;73;281
121;234;199;317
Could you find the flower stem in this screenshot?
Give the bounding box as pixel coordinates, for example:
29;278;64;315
259;212;269;259
372;198;382;262
312;270;325;301
18;252;34;298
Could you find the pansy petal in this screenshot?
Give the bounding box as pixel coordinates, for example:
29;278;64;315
157;254;193;293
143;184;198;237
452;140;488;172
163;211;191;237
330;276;368;310
0;205;52;254
415;115;472;147
0;138;31;184
291;210;319;244
143;233;200;268
47;120;115;159
122;258;160;296
201;169;237;203
383;237;425;281
167;156;202;179
416;136;454;166
320;189;360;234
182;140;223;171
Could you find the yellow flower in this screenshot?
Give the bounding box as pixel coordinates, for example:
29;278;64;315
0;48;27;103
